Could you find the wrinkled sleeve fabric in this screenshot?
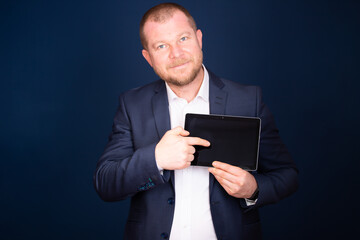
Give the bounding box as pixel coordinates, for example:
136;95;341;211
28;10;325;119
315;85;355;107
241;87;299;210
93;94;164;202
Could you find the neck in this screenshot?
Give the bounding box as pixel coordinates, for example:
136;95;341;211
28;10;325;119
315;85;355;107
167;67;204;102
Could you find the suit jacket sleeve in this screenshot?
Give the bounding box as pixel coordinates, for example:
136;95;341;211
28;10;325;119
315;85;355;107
244;87;299;209
93;93;165;202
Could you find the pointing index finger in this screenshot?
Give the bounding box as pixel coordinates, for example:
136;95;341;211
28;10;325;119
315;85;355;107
185;137;211;147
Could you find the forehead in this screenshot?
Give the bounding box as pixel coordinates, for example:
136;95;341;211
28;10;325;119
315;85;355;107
143;11;195;44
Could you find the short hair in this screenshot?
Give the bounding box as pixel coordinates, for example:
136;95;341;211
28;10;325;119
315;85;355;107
139;3;197;49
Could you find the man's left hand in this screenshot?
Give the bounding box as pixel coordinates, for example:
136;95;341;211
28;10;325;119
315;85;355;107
208;161;258;199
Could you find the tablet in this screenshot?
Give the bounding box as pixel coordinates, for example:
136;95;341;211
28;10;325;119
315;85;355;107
184;113;261;171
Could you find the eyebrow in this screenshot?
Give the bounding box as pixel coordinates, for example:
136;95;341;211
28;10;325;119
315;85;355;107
151;31;193;49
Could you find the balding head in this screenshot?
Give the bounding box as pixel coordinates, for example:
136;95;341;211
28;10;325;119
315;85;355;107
140;3;197;49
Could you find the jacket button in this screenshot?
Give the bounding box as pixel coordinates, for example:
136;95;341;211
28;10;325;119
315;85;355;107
160;232;169;239
167;197;175;205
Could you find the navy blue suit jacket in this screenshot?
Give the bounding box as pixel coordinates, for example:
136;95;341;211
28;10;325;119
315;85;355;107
94;71;298;240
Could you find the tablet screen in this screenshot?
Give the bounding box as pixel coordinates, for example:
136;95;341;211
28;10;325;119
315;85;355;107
184;113;260;171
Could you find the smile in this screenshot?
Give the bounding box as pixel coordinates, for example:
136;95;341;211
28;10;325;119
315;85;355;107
169;61;190;69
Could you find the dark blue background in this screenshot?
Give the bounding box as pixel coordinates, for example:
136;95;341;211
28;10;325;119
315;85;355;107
1;0;359;239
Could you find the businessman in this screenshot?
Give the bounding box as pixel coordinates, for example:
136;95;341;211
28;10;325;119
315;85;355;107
94;3;298;240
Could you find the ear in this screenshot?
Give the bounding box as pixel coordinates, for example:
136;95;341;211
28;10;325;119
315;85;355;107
142;49;153;67
196;29;203;49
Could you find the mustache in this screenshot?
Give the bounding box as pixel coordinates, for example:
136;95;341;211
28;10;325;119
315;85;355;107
168;59;191;68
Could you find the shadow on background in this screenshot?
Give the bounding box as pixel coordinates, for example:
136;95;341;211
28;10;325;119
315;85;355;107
1;0;359;239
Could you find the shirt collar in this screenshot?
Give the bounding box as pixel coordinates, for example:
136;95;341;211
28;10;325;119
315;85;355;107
166;65;209;104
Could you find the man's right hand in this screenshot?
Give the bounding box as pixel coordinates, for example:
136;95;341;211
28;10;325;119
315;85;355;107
155;126;210;170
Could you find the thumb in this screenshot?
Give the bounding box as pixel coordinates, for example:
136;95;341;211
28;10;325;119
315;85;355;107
169;126;189;136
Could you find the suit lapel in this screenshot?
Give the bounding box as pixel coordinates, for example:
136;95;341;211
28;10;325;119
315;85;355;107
208;70;228;195
151;81;174;183
209;70;227;115
152;81;170;139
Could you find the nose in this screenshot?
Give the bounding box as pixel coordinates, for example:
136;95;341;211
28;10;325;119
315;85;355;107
169;44;184;59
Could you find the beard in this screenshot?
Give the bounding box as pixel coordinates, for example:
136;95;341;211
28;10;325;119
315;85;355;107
153;51;203;87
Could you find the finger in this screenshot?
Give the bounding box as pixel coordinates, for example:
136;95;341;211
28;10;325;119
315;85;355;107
187;154;194;162
168;126;189;136
211;171;238;195
176;161;191;170
188;146;196;154
212;161;244;176
179;129;190;137
208;167;240;184
186;137;210;147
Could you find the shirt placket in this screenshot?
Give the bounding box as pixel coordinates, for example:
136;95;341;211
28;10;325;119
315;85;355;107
182;101;192;240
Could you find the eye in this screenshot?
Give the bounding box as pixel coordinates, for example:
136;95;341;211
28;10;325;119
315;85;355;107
180;36;188;42
157;44;166;50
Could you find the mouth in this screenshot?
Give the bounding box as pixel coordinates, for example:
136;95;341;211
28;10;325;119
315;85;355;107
169;61;190;69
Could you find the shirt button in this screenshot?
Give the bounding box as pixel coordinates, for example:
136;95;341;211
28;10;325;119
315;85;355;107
160;232;169;239
167;197;175;205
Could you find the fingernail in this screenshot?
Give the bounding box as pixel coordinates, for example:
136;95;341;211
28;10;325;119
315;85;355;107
212;161;217;167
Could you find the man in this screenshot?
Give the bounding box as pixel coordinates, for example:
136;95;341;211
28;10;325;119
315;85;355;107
94;3;298;240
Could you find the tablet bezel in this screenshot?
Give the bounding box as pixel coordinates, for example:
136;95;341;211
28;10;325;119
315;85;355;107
184;113;261;171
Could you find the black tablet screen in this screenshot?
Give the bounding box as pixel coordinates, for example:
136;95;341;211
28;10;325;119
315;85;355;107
184;114;260;171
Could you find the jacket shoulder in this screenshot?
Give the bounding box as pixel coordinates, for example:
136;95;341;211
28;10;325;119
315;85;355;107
119;80;164;101
208;69;260;95
221;78;260;93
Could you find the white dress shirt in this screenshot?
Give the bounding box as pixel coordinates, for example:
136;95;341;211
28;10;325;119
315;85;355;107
166;66;218;240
